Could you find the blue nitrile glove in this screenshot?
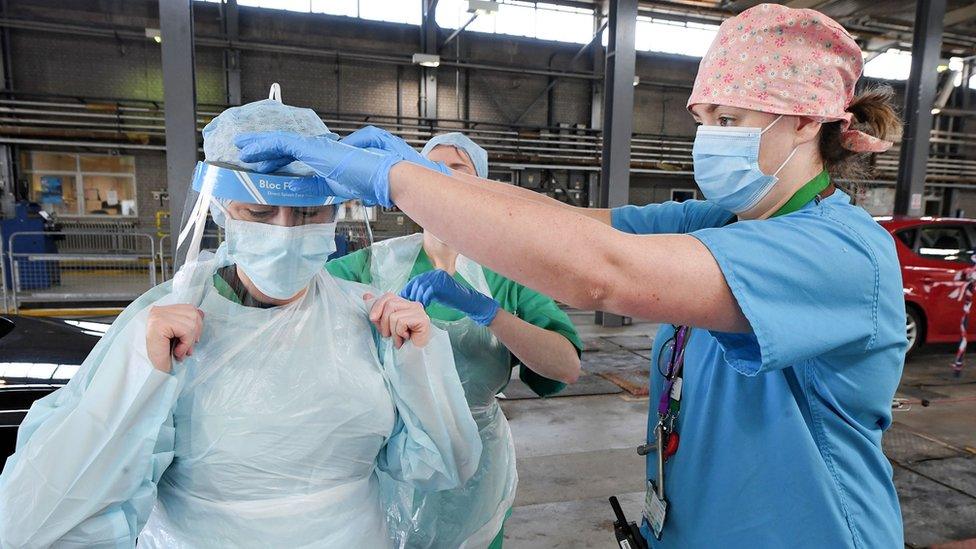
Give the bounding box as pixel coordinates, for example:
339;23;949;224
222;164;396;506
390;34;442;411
400;269;501;327
341;126;451;176
235;131;400;207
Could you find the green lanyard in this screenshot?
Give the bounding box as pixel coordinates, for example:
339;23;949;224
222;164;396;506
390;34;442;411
659;170;832;475
646;170;835;541
771;169;831;218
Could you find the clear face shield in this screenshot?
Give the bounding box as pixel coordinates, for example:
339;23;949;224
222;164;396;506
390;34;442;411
171;83;373;305
335;200;374;252
174;161;371;304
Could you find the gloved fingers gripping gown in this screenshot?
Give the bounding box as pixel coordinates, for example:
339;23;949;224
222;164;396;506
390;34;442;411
372;233;519;549
0;245;481;548
377;319;484;492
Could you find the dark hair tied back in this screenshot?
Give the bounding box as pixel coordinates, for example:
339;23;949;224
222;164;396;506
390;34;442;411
819;86;903;180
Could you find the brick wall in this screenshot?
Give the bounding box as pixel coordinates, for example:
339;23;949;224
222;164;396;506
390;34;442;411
10;31;165;101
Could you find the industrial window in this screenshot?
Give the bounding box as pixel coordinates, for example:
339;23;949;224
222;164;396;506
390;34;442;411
311;0;358;17
863;49;913;81
237;0;313;11
358;0;421;25
436;0;595;44
864;50;976;89
199;0;422;26
21;152;137;217
632;18;719;58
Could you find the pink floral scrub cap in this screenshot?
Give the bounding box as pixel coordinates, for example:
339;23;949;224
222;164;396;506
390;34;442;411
687;3;892;153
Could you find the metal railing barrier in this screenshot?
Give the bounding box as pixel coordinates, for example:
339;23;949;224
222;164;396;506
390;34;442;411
7;231;157;312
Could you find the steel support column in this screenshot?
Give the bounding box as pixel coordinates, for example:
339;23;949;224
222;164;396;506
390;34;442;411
588;9;604;209
0;0;12;203
0;0;9;92
895;0;945;216
0;146;12;206
961;60;973;141
596;0;637;327
223;0;242;105
159;0;199;260
941;187;959;217
962;61;973;110
419;0;438;121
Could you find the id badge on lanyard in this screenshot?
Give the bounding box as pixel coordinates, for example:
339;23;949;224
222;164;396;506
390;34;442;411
642;326;689;540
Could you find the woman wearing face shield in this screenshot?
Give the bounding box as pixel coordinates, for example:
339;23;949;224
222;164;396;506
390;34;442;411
0;95;481;548
327;132;582;549
235;4;908;547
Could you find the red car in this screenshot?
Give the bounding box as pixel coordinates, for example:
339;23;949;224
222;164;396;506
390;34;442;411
877;216;976;354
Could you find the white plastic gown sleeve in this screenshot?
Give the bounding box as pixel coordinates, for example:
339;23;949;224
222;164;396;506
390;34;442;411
0;283;180;548
369;234;517;549
376;329;482;490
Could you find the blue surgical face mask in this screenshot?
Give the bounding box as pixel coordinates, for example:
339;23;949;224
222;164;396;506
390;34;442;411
224;217;337;300
692;115;799;214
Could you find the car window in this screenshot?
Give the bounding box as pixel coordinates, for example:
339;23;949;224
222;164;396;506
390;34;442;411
895;228;918;250
918;226;973;263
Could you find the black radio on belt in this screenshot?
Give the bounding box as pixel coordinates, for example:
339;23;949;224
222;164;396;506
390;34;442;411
609;496;648;549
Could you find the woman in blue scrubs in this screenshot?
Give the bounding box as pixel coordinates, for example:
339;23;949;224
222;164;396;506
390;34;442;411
235;4;907;547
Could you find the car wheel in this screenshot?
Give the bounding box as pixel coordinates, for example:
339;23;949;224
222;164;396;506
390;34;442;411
906;306;923;356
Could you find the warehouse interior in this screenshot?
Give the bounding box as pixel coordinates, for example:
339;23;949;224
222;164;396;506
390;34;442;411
1;0;975;547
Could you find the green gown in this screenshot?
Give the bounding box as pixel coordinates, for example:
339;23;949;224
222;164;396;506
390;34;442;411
327;234;582;548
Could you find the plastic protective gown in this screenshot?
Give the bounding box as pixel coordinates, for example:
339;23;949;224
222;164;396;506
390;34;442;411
369;234;518;549
0;244;481;548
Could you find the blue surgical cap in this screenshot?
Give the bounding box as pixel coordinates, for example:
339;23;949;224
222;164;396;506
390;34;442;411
421;133;488;178
202;98;338;177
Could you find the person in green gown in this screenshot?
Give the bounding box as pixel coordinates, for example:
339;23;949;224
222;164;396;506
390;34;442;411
327;132;582;549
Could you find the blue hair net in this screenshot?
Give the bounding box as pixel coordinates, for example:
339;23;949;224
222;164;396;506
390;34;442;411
202;98;338;177
420;133;488;178
200;91;340;226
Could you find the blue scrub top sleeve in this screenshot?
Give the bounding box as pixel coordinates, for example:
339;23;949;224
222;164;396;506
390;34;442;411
377;330;482;491
691;210;881;375
611;199;731;235
0;295;180;547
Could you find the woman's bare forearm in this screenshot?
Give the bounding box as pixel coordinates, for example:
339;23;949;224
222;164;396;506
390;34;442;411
488;310;580;384
447;169;612;225
389;162;749;332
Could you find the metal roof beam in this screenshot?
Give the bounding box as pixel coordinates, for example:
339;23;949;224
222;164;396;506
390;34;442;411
945;3;976;27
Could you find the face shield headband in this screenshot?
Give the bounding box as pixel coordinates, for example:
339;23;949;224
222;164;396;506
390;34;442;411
178;161;345;259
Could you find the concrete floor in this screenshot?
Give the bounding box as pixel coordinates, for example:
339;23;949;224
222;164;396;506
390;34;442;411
501;314;976;548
